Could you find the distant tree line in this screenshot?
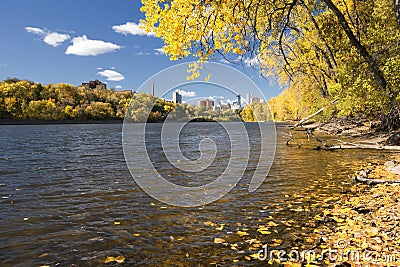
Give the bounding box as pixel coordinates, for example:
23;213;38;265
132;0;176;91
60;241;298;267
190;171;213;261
0;78;133;120
0;78;273;123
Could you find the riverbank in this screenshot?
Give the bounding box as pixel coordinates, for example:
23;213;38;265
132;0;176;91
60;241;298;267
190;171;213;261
293;117;400;146
282;117;400;266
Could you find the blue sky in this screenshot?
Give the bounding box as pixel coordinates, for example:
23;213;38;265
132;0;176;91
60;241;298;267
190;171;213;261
0;0;283;102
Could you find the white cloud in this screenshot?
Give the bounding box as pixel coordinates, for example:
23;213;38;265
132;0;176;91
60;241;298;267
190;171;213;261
112;22;155;37
176;89;196;97
43;32;70;47
98;69;125;81
134;52;151;56
243;57;263;67
25;26;70;47
115;85;122;89
97;67;103;70
65;35;122;56
207;95;225;100
25;27;45;35
154;47;165;55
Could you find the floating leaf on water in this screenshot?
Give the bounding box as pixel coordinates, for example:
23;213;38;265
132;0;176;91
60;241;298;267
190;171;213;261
104;256;115;263
114;221;121;225
23;217;29;221
249;253;259;259
214;237;225;244
215;224;224;231
237;231;249;237
233;259;239;263
185;252;189;258
203;221;215;227
259;230;271;235
115;256;125;263
244;256;251;260
133;233;140;237
267;221;278;227
177;237;184;241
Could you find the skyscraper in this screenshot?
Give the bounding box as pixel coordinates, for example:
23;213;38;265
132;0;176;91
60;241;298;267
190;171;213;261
173;91;182;104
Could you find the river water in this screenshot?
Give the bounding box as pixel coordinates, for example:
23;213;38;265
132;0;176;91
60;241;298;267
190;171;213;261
0;123;395;266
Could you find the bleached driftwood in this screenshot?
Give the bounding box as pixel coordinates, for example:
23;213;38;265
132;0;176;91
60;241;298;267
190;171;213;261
325;142;400;151
354;176;400;184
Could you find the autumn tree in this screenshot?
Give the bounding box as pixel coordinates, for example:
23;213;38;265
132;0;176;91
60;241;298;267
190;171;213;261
141;0;400;129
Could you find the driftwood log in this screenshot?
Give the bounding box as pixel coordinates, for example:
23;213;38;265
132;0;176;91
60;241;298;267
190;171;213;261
354;176;400;184
325;142;400;151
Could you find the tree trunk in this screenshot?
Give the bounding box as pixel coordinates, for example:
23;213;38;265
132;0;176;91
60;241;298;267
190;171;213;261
323;0;388;91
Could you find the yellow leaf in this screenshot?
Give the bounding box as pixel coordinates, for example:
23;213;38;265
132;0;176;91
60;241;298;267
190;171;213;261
133;233;141;237
23;217;29;221
340;208;352;213
216;225;224;231
267;221;278;227
334;218;345;223
203;221;215;227
214;237;225;244
259;230;271;235
250;253;259;259
185;252;189;258
104;256;115;263
177;237;184;241
237;231;249;237
245;256;251;260
233;259;239;263
114;221;121;225
115;256;125;263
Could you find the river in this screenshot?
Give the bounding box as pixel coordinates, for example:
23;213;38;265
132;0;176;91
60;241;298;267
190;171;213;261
0;123;395;266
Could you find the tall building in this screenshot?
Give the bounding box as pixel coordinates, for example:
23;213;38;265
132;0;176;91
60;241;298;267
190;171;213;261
173;91;182;104
251;97;261;103
199;99;214;108
246;92;252;105
237;94;241;107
